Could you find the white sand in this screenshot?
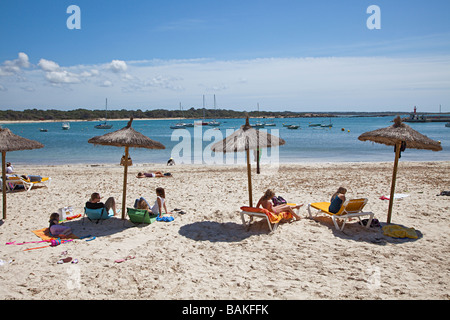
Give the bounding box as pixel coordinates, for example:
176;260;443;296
0;161;449;300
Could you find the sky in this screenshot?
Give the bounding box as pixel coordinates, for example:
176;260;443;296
0;0;449;113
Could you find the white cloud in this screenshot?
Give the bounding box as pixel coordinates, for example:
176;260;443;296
38;58;60;72
1;52;449;112
108;60;127;73
0;52;30;76
100;80;113;87
44;70;81;84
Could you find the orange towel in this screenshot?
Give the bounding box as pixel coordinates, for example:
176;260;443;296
240;206;293;224
32;227;78;241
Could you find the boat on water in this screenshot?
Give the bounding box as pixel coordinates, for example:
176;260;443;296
208;95;221;126
308;123;321;127
445;122;450;127
320;123;332;128
39;128;48;132
253;123;265;128
403;106;450;123
208;120;220;126
170;123;186;129
95;98;113;129
287;125;299;129
62;122;70;130
170;102;189;129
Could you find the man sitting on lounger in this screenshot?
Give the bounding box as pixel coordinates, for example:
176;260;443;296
136;172;172;178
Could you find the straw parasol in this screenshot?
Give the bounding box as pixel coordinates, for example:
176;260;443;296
88;118;165;219
358;116;442;223
0;128;44;219
210;116;286;206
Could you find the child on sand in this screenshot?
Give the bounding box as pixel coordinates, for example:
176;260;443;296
48;213;72;237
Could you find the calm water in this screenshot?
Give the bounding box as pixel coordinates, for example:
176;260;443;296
1;116;449;165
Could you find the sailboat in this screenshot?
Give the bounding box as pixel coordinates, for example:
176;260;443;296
196;95;209;126
208;95;220;126
252;103;265;128
95;98;113;129
170;103;187;129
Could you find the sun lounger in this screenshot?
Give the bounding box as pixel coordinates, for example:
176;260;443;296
4;176;33;191
3;175;51;192
307;198;374;231
240;203;300;232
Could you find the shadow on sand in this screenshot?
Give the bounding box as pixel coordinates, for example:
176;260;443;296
178;220;272;243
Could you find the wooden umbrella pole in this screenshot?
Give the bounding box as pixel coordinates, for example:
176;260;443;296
121;146;129;220
2;151;6;219
246;148;253;207
387;142;401;224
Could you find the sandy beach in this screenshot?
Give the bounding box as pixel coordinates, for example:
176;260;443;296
0;161;449;300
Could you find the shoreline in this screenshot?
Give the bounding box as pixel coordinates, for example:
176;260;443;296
8;159;450;167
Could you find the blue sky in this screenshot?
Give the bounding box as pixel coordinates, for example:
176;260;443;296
0;0;449;112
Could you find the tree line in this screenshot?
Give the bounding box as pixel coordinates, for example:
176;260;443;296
0;107;312;121
0;107;405;121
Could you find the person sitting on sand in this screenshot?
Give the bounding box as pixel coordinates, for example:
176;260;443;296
256;189;302;221
151;187;172;217
136;172;172;178
49;212;72;237
328;187;347;213
86;192;118;216
136;198;152;213
167;157;175;166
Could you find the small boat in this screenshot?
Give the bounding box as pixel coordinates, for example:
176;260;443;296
184;123;195;127
39;128;48;132
445;122;450;127
62;122;70;130
95;122;113;129
308;123;321;127
264;121;276;126
252;122;265;128
170;123;186;129
95;98;113;129
208;120;220;126
287;125;299;129
208;95;221;126
320;123;332;128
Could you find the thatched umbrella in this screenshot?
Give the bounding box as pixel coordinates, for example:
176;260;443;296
88;118;165;219
210;116;286;206
0;128;44;219
358;116;442;223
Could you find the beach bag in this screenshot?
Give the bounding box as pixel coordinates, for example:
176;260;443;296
272;196;287;206
120;155;132;166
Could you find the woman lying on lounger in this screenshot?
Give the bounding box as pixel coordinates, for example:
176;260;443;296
136;172;172;178
256;189;302;221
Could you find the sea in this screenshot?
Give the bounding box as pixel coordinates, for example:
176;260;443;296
1;116;449;166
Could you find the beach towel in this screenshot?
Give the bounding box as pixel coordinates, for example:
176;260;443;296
379;193;409;200
156;216;174;222
32;227;78;241
382;225;418;239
